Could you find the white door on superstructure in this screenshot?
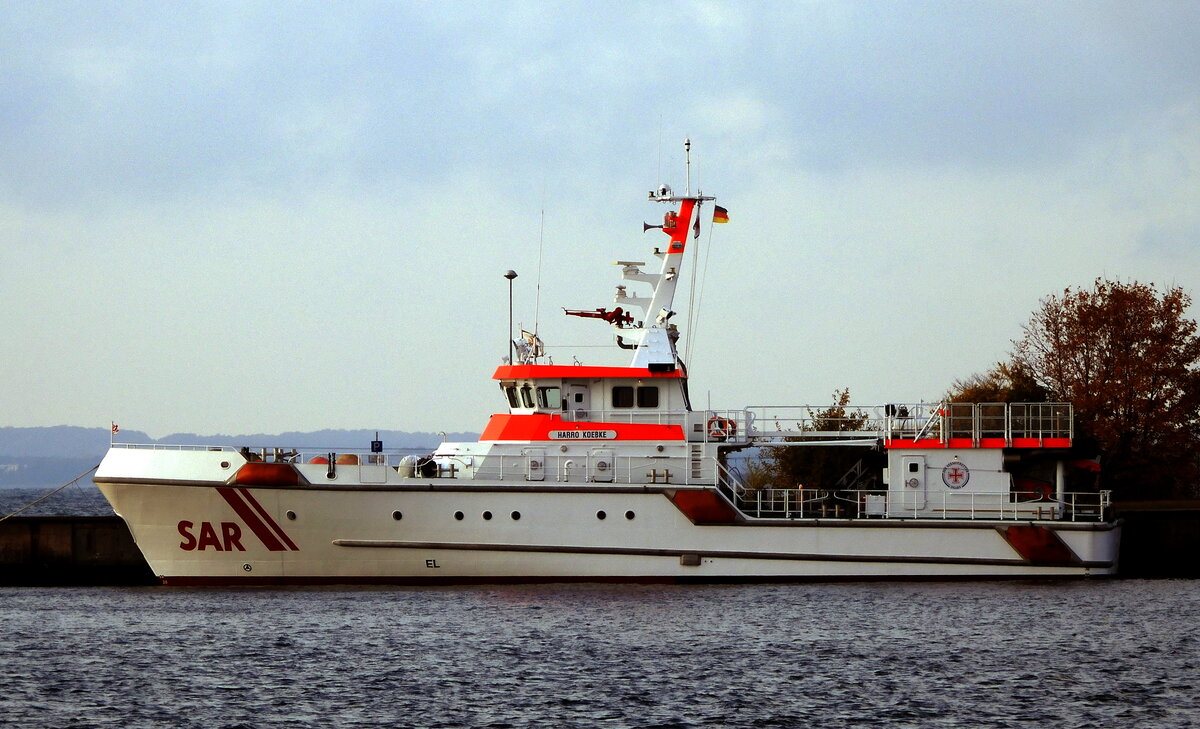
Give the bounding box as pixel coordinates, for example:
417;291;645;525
899;455;926;511
565;381;590;421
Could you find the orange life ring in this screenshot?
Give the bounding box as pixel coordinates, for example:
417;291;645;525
707;417;735;440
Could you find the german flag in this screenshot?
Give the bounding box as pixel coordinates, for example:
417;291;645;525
712;205;729;224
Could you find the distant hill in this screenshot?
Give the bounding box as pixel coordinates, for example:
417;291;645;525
0;426;113;459
0;426;478;458
0;426;478;490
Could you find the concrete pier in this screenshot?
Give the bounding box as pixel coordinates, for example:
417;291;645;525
1113;501;1200;578
0;516;154;585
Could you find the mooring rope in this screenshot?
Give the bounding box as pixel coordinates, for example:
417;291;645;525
0;464;100;524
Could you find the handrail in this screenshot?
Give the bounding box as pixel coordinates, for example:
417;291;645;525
730;486;1111;522
110;403;1072;455
745;402;1072;444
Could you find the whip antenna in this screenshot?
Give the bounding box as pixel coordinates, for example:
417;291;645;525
684;136;691;195
534;207;545;341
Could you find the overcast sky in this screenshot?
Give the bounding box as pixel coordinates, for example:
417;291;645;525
2;1;1197;438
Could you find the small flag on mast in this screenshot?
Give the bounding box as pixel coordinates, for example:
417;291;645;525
111;423;119;435
712;205;730;224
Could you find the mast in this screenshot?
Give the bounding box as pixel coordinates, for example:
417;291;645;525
617;140;713;370
561;140;716;372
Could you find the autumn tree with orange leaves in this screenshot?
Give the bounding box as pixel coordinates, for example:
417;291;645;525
1010;279;1200;498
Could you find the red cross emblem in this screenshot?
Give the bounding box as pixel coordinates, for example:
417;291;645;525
942;462;970;489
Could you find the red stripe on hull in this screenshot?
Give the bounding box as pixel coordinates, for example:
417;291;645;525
215;487;290;552
237;488;299;551
668;489;741;525
1000;524;1078;565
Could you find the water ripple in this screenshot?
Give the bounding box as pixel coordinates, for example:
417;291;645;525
1;580;1198;728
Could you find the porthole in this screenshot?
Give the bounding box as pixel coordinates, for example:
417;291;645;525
220;461;231;469
483;511;493;520
597;510;607;520
392;510;403;521
625;510;636;520
454;511;464;521
285;510;297;521
511;511;521;521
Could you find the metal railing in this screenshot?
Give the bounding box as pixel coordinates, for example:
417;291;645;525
744;402;1073;446
727;486;1111;522
112;403;1072;458
941;402;1073;445
716;460;1109;522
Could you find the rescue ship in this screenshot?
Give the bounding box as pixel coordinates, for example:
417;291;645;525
95;146;1121;584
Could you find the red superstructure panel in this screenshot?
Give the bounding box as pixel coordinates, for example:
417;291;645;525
480;413;685;442
885;437;1072;450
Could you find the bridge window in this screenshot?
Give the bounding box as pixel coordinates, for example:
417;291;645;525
503;385;519;409
637;386;659;408
520;384;534;408
536;386;561;410
612;386;634;408
613;385;659;408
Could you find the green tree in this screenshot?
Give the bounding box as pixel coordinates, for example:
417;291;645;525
1011;279;1200;498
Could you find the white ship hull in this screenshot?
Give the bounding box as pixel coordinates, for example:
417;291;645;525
96;449;1120;585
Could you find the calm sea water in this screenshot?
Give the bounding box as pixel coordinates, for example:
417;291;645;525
0;485;113;517
1;579;1198;729
4;486;1198;727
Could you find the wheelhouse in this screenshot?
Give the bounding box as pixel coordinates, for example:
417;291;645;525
492;364;689;423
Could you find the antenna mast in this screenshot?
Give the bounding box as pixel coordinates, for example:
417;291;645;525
534;208;545;338
684;137;692;195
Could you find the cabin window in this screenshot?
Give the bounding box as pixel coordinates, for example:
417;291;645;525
637;386;659;408
536;386;561;410
504;385;519;409
612;386;634;408
520;385;534;409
